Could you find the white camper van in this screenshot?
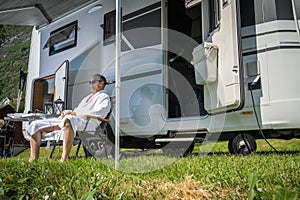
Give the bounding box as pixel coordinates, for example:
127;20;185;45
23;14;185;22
1;0;299;155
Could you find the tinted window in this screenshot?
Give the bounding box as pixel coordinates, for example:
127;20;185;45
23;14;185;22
296;0;300;20
276;0;293;20
263;0;277;22
209;0;220;31
240;0;255;27
44;21;78;56
103;10;116;46
123;9;161;49
240;0;294;27
103;5;161;49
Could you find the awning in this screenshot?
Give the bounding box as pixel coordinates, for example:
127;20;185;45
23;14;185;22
0;0;97;28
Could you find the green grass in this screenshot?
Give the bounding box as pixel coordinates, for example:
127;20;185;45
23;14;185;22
1;139;300;199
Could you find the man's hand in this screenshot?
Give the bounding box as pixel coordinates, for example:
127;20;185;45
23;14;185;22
69;111;76;116
60;110;76;118
60;112;65;118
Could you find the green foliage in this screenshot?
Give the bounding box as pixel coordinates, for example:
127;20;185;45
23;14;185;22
248;173;262;200
273;186;298;200
0;25;31;112
0;139;299;199
0;158;118;199
0;25;7;45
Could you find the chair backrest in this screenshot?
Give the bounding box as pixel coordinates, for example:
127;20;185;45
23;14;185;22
99;96;115;129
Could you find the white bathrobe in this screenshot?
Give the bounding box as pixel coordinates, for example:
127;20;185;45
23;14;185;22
26;90;111;140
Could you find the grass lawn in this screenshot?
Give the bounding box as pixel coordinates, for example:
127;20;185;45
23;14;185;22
0;139;299;199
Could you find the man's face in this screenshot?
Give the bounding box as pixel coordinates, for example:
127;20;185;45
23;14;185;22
89;78;104;93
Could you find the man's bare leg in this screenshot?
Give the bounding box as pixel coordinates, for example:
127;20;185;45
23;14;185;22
29;131;42;162
29;125;60;162
61;119;74;162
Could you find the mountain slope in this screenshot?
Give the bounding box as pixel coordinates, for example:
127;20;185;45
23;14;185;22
0;25;32;111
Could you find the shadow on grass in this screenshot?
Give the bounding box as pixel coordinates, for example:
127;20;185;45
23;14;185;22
192;150;300;156
255;150;300;155
193;151;228;156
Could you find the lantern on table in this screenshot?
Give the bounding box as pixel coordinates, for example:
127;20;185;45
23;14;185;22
53;97;64;115
44;102;54;114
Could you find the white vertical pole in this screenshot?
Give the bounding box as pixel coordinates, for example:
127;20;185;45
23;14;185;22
115;0;121;169
16;90;21;112
291;0;300;44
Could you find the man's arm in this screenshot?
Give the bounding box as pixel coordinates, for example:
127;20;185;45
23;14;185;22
84;114;111;123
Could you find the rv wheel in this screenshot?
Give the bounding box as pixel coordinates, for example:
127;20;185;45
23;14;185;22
228;133;256;155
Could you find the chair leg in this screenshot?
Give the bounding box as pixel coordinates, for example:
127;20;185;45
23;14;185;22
50;140;82;159
50;141;56;158
75;140;81;159
6;136;14;157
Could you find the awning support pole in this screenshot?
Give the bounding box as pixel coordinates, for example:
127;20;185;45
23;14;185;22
291;0;300;44
115;0;121;169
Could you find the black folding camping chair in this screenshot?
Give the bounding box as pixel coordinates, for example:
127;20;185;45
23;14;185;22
49;97;115;159
0;121;15;157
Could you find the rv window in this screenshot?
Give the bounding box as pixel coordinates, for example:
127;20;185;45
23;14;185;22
209;0;220;32
103;10;116;46
275;0;293;20
44;21;78;56
296;0;300;20
103;2;161;49
240;0;255;27
122;9;161;49
241;0;295;27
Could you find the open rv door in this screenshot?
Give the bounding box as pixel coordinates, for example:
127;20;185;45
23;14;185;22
54;61;69;108
192;0;244;114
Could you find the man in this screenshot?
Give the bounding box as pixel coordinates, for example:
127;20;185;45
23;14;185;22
27;74;111;162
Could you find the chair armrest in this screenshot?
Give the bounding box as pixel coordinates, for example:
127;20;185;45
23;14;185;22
85;114;111;123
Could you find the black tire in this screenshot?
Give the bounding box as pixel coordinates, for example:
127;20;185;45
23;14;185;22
162;141;194;157
228;133;257;155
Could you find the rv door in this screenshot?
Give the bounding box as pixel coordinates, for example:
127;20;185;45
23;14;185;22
193;0;244;114
54;61;69;107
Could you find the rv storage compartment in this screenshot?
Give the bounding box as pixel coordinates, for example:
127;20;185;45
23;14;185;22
192;42;218;85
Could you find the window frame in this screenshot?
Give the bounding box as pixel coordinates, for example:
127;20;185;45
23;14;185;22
209;0;220;33
103;3;162;49
45;21;78;56
103;10;117;46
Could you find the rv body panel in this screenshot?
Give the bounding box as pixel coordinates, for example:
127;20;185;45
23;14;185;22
260;46;300;129
20;0;300;151
25;0;107;112
25;28;42;113
25;0;165;135
241;18;300;130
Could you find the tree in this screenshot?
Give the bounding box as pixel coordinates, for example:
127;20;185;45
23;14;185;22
0;25;7;45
